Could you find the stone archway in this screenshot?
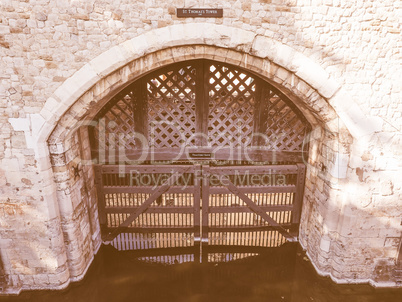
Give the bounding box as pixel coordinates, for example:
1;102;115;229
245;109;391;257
30;23;381;288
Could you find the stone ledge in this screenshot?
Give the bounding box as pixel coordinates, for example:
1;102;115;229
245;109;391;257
299;240;402;288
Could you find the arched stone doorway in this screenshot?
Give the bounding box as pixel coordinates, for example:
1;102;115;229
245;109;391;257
35;24;360;287
89;59;311;258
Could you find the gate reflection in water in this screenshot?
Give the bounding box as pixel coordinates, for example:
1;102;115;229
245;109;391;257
3;244;402;302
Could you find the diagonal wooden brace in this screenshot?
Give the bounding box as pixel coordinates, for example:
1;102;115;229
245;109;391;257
221;176;296;241
103;167;191;243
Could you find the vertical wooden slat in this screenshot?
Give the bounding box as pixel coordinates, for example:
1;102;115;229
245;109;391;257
94;165;107;232
292;163;306;225
201;165;210;262
133;79;148;142
195;61;208;146
252;79;266;147
397;236;402;269
194;164;201;242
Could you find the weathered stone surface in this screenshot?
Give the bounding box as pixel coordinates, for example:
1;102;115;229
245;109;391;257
0;0;401;295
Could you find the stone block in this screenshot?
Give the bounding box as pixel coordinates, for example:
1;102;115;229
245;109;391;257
48;269;70;286
55;192;74;216
33;274;49;286
380;180;393;196
330;92;384;139
8;118;29;132
89;46;127;78
181;23;209;45
0;25;10;34
295;57;332;95
251;35;276;60
122;33;149;58
328;152;349;179
228;27;256;51
320;236;331;253
18;275;34;287
225;49;245;66
53;64;100;109
43;190;60;220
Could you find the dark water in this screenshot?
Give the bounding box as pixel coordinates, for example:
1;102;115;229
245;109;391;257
1;243;401;302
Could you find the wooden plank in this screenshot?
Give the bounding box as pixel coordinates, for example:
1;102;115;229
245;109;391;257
208;185;296;194
100;164;194;174
209;165;298;174
193;164;201;241
252;83;271;146
102;186;195;194
99;148;304;163
201;164;210;263
104;206;195;214
397;236;402;269
104;227;195;234
209;205;294;213
105;204;292;216
94;165;107;226
195;61;207;146
201;165;210;243
291;163;306;224
133;79;148;144
221;176;295;241
209;225;291;232
103;185;295;194
103;167;191;242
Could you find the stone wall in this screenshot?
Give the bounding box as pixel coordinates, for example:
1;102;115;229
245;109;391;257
0;0;401;294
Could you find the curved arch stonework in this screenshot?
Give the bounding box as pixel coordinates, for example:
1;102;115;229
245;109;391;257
37;23;382;144
15;23;397;292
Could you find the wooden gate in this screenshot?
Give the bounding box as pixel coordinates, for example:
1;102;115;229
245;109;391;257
95;164;201;253
89;59;310;164
90;59;311;262
95;163;305;261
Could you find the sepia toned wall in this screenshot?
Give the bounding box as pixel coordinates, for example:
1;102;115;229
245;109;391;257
0;0;401;294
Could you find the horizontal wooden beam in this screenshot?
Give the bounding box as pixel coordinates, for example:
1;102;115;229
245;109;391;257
208;224;292;233
209;164;298;175
93;149;304;164
209;205;294;213
102;186;196;194
102;185;295;195
208;185;296;194
103;227;195;234
105;206;195;214
97;164;196;174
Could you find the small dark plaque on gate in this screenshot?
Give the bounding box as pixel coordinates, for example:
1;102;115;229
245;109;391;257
177;8;223;18
189;152;212;158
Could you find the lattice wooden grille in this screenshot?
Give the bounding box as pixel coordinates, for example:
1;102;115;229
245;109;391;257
207;63;256;147
91;59;311;162
146;65;197;148
260;90;308;151
92;89;138;153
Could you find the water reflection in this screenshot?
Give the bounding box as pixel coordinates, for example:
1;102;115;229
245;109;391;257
1;243;401;302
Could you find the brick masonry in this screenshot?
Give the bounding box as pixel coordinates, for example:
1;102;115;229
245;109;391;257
0;0;401;293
